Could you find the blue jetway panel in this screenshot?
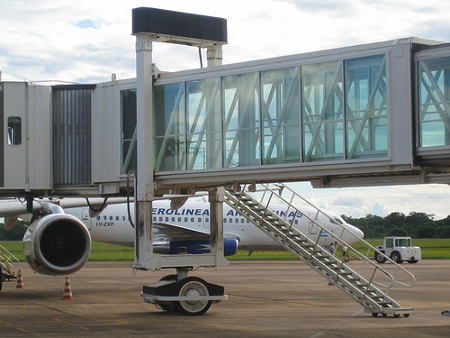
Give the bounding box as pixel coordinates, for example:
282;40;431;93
153;38;441;189
0;82;52;195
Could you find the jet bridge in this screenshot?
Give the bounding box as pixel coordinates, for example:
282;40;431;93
1;6;450;316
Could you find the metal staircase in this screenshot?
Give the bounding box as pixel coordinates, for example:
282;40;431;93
224;184;415;317
0;244;19;288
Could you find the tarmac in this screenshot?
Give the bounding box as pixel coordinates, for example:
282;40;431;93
0;259;449;337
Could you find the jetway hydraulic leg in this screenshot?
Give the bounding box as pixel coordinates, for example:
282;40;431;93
140;188;228;315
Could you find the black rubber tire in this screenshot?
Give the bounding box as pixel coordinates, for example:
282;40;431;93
375;252;386;264
408;260;418;264
391;252;403;264
174;277;212;316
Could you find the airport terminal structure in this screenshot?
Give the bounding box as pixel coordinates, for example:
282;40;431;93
1;7;450;316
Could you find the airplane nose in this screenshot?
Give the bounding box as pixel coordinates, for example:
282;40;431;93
354;226;364;239
345;223;364;243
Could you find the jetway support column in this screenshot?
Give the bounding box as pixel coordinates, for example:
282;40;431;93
209;187;224;258
134;34;154;270
207;45;223;67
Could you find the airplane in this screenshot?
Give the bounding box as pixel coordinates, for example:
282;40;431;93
0;195;364;279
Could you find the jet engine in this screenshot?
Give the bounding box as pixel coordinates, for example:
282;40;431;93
23;213;91;276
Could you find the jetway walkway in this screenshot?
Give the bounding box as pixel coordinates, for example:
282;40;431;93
224;184;415;317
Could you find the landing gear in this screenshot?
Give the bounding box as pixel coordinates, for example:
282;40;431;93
141;270;227;316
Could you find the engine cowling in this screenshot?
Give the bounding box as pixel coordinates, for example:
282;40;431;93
23;213;91;276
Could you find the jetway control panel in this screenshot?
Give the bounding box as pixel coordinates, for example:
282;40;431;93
2;37;450;199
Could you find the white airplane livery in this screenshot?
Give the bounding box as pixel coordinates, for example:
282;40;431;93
0;198;364;279
70;199;363;257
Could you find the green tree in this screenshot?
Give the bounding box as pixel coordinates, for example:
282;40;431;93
0;220;28;240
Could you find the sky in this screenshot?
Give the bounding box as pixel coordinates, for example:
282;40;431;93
1;0;450;219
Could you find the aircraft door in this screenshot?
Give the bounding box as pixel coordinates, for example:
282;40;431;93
82;209;92;230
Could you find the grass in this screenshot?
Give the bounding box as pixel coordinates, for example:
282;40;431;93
1;239;450;262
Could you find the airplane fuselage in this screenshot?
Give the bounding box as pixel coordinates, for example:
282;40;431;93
67;200;363;252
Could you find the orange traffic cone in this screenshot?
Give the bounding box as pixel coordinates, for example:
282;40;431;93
62;276;74;300
15;269;24;289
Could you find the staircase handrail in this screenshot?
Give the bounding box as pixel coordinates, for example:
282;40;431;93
239;183;416;290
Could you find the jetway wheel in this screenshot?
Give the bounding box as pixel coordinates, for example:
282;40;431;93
174;277;212;316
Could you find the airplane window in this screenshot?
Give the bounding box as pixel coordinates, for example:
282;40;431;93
205;218;209;223
198;218;202;223
172;217;175;222
103;216;107;220
295;220;299;225
184;217;188;222
241;219;245;223
153;217;156;222
122;216;126;221
165;217;169;222
116;216;119;221
229;219;232;224
333;217;343;224
235;218;239;223
159;217;163;222
191;217;195;222
178;217;181;222
97;216;100;220
223;218;227;223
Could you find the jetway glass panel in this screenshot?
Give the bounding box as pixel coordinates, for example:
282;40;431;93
261;67;300;164
223;72;260;167
418;56;450;147
154;83;186;171
154;53;389;172
0;83;3;187
345;55;387;159
302;61;344;162
186;78;222;170
120;88;137;174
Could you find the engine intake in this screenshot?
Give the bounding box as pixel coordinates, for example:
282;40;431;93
23;213;91;276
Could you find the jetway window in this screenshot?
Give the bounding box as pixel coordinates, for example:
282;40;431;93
154;53;390;172
154;82;186;171
261;67;300;164
345;55;387;159
7;117;21;146
418;56;450;147
121;88;137;174
187;78;222;170
302;61;343;161
223;72;260;167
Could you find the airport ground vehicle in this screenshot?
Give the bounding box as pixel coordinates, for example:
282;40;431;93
375;236;421;264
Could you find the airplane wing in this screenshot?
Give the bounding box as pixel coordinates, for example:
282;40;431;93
0;197;131;219
153;222;210;241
